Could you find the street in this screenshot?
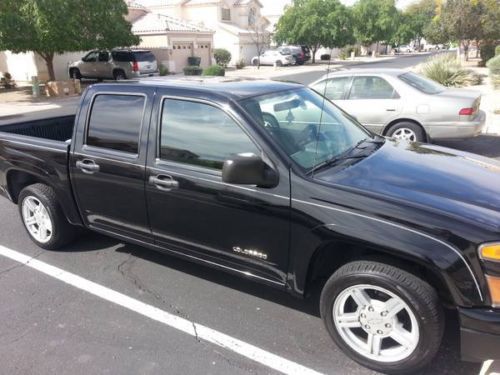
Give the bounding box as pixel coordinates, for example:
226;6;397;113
0;53;498;375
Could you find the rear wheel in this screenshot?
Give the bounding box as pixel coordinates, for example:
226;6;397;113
386;122;426;143
275;60;283;67
320;261;444;374
70;68;81;80
18;184;78;250
252;59;259;66
113;70;126;80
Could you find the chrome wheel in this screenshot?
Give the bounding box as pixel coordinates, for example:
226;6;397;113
392;128;417;142
333;284;419;363
21;196;53;244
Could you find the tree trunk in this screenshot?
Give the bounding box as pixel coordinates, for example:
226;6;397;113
37;52;56;81
311;45;318;64
475;40;480;58
463;42;469;62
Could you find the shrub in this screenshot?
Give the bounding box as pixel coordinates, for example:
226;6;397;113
203;65;225;76
183;65;203;76
496;45;500;56
187;56;201;66
320;54;331;61
159;64;169;76
487;54;500;89
213;48;232;67
418;53;481;87
235;58;246;69
480;44;496;67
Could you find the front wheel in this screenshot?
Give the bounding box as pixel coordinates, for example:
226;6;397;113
320;261;444;374
18;183;78;250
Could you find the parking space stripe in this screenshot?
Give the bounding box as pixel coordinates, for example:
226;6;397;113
0;245;323;375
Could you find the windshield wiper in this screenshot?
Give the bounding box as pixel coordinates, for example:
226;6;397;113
308;137;384;175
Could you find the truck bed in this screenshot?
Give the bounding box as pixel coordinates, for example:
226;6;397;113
0;115;75;142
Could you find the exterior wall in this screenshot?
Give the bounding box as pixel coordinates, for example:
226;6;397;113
0;52;8;75
137;33;213;73
1;51;38;83
213;28;241;64
183;4;220;29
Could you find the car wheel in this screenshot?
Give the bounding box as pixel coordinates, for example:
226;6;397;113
18;183;78;250
113;70;126;80
320;261;444;374
252;59;259;66
387;122;426;142
70;68;81;80
275;60;283;67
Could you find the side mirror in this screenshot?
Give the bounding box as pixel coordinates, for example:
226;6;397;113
222;153;278;188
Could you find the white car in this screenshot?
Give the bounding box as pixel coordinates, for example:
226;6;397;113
396;45;414;54
251;50;294;67
310;68;485;142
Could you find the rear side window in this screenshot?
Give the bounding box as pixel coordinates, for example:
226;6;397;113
312;77;351;100
348;76;399;99
87;94;145;154
160;99;259;170
112;51;134;62
134;51;156;62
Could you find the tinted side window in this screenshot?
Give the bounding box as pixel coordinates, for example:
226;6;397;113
160;99;259;170
112;51;133;62
134;51;156;62
348;76;398;99
87;95;145;154
83;51;98;62
313;77;351;100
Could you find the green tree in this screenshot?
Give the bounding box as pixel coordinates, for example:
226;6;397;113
274;0;354;63
352;0;399;53
0;0;139;81
403;0;437;49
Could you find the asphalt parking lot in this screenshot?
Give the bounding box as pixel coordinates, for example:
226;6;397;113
0;198;488;375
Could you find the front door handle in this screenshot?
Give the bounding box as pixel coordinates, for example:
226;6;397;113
149;175;179;191
386;108;396;112
76;159;100;174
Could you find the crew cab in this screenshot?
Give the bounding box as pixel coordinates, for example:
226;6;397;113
0;78;499;373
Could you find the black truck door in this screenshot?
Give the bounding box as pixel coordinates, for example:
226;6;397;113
70;87;154;243
145;95;291;286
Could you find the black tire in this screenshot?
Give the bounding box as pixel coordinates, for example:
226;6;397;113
18;183;78;250
252;59;259;66
275;60;283;67
386;121;426;143
113;70;126;80
70;68;81;80
320;261;444;374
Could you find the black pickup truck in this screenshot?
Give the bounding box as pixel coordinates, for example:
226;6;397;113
0;78;499;373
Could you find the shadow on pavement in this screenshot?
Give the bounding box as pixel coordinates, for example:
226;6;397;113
436;135;500;159
65;232;484;375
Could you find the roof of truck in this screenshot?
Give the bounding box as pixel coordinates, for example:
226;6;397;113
98;77;304;101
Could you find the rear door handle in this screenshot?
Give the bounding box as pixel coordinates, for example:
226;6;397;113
76;159;100;174
386;108;396;112
149;175;179;191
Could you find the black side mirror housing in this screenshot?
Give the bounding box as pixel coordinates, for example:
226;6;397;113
222;153;279;188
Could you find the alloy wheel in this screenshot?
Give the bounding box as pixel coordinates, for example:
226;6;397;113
21;196;53;244
333;284;419;363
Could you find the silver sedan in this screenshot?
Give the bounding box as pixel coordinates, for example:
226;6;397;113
310;69;486;142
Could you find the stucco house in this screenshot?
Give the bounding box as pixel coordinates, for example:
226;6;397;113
139;0;271;64
128;1;215;73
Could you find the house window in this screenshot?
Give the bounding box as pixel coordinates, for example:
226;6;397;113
248;8;256;26
221;7;231;21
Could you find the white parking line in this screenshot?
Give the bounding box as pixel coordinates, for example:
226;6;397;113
0;245;323;375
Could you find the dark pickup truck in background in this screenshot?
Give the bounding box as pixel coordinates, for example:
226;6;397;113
0;78;499;373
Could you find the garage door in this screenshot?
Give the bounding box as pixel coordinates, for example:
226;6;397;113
195;43;211;68
171;43;193;73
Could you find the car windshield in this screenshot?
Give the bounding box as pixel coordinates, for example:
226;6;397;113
399;72;445;94
241;88;373;171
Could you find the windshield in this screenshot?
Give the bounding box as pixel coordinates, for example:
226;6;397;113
241;88;372;171
399;72;445;94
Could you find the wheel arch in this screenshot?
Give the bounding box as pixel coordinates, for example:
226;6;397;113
304;239;454;306
6;169;82;226
382;118;428;142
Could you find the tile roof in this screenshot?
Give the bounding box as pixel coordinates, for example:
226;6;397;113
132;12;214;33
